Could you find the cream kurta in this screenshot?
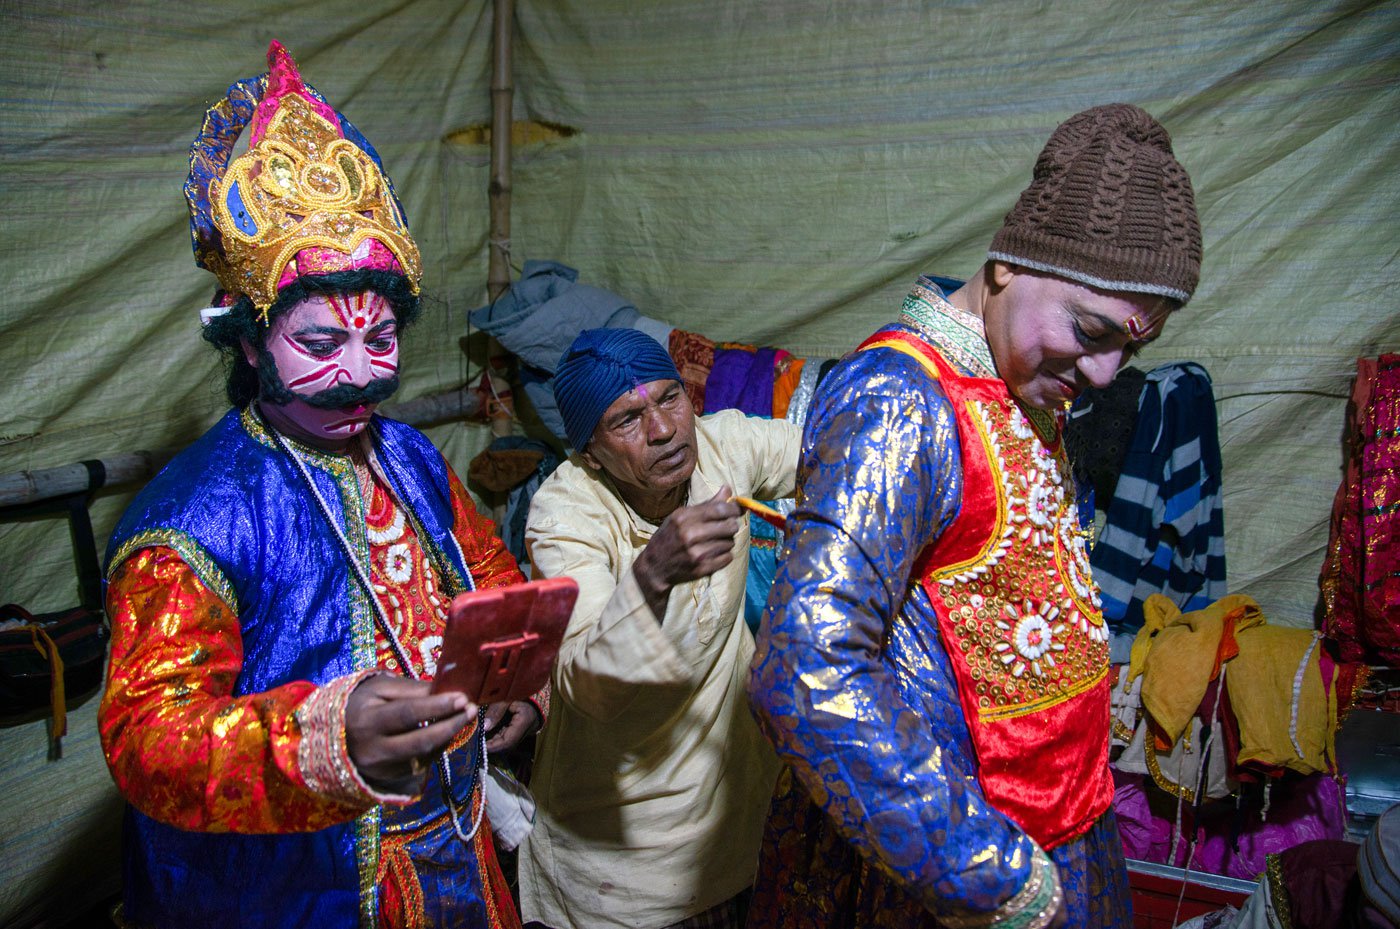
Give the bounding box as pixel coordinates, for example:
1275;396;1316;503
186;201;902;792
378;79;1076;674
520;410;801;929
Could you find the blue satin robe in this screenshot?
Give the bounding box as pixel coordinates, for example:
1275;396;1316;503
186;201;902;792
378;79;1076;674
747;322;1131;927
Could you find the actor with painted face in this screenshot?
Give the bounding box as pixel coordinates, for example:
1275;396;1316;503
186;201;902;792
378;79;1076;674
746;104;1204;929
99;43;537;929
517;327;801;929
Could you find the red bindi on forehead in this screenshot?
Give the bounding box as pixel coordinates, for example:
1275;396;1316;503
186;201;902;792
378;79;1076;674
321;292;390;331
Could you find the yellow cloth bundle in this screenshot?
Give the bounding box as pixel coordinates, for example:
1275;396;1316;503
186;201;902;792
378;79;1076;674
1228;624;1336;774
1130;593;1338;776
1130;593;1264;745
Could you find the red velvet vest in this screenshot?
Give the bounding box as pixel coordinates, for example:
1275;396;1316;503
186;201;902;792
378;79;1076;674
859;328;1115;849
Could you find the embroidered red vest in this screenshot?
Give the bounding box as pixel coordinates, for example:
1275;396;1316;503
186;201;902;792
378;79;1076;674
859;328;1115;849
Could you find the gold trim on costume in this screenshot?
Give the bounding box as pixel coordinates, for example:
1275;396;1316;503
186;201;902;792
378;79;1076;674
860;338;943;379
357;807;381;929
978;665;1109;722
207;92;421;314
1144;736;1195;802
108;529;239;615
928;395;1110;722
928;401;1011;585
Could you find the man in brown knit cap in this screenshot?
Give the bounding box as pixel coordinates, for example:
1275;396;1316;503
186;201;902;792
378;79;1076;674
746;103;1201;929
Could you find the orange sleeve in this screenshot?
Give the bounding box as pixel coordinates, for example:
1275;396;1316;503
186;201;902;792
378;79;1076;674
445;466;526;593
773;353;805;419
443;464;551;721
100;547;368;832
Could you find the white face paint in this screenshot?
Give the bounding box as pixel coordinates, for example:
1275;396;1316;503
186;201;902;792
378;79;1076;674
253;290;399;448
982;266;1169;411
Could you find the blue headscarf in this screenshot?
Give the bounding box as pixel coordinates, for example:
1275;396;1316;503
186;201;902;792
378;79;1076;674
553;328;681;451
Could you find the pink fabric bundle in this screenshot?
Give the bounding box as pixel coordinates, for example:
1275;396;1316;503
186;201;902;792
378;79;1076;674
1113;769;1346;880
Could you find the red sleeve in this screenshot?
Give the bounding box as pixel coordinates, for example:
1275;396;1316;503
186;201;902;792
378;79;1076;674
443;464;549;721
100;547;369;832
446;466;525;592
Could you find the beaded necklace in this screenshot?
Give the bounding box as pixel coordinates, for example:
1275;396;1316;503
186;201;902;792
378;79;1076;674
258;405;488;844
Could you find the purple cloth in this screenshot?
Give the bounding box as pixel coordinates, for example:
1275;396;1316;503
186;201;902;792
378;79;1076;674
1113;769;1347;880
704;347;776;417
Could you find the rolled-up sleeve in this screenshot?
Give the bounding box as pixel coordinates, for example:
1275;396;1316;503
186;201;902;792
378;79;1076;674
526;480;691;723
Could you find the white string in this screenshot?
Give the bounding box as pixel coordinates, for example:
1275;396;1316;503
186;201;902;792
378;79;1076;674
1289;632;1322;759
262;409;488;843
1172;663;1228;928
439;520;486;843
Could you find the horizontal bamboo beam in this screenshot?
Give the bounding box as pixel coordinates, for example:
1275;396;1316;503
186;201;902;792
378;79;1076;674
0;452;170;509
0;386;483;508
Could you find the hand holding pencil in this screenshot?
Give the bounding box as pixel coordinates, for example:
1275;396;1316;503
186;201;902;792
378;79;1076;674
732;495;787;532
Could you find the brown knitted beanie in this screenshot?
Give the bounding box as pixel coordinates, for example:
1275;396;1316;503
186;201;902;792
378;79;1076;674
987;103;1202;304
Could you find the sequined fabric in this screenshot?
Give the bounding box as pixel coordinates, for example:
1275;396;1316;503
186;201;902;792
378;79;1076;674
1320;354;1400;665
890;329;1116;850
668;327;717;413
747;297;1129;925
185;43;419;312
103;547;345;832
101;410;524;929
749;325;1039;923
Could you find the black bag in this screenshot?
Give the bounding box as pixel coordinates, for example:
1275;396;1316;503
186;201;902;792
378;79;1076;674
0;476;111;746
0;603;109;729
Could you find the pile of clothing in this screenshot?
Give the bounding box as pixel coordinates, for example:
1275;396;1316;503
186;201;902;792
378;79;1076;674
1109;593;1367;880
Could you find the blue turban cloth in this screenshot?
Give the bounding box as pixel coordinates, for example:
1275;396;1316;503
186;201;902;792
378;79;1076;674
554;328;682;451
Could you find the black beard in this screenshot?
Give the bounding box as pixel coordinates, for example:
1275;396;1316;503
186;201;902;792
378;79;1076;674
256;346;400;409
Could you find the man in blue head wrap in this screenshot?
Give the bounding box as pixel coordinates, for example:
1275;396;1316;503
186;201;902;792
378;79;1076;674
518;327;802;929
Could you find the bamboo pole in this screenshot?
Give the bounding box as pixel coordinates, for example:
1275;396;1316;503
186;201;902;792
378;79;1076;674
0;452;171;508
8;18;520;513
0;386;483;509
482;0;518;527
486;0;517;439
487;0;515;305
387;384;482;428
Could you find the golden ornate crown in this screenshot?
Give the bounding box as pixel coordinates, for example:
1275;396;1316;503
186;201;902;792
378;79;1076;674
191;43;421;316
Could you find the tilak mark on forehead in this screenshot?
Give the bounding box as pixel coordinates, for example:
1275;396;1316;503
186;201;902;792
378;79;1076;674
1124;314;1152;342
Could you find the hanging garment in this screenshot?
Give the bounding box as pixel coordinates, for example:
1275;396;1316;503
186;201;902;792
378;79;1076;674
668;328;717;414
703;344;783;629
1130;593;1353;780
705;345;777;417
1092;362;1227;633
770;352;802;419
1320;354;1400;666
469;260;643;445
1064;366;1147;510
468;260;639;372
1130;593;1261;748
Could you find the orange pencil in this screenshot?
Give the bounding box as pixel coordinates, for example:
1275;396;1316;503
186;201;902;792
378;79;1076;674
732;496;787;532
